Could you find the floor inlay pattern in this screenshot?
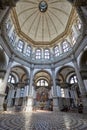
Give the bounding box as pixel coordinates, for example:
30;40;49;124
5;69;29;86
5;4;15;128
0;111;87;130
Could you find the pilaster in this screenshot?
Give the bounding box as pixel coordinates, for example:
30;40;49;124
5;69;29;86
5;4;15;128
28;64;34;97
51;66;59;111
26;97;34;112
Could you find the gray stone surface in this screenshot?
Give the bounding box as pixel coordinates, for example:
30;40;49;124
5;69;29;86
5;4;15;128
0;111;87;130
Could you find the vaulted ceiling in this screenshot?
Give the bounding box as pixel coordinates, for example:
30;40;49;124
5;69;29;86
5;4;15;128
11;0;74;46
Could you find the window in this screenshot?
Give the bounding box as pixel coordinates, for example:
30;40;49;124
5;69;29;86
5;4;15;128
69;75;77;84
44;49;50;59
20;87;25;97
54;45;60;56
9;31;16;44
17;40;24;52
26;45;31;56
62;40;70;52
70;31;76;45
61;88;65;97
76;19;82;30
36;49;41;59
37;79;48;87
8;75;16;84
6;19;12;32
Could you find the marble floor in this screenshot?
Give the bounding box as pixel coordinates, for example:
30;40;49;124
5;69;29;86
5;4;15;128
0;110;87;130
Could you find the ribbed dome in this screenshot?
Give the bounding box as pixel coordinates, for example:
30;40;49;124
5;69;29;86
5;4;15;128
12;0;72;45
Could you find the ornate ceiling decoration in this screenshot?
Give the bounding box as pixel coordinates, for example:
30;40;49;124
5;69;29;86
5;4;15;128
11;0;74;46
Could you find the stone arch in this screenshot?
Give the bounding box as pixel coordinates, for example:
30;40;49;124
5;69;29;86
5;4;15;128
9;65;29;85
56;65;76;87
33;70;52;89
56;65;80;109
33;70;53;110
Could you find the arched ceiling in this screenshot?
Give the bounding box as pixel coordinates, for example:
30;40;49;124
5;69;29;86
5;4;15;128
34;70;52;89
11;0;74;46
57;66;75;82
34;71;51;82
11;66;28;81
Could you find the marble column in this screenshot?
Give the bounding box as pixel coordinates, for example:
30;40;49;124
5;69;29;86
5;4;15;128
26;66;34;112
51;67;59;112
72;58;87;113
0;58;13;110
28;67;34;96
7;86;13;107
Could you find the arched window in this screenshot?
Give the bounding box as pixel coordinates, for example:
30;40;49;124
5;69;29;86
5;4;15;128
44;49;50;59
54;45;60;57
36;49;41;59
69;75;77;84
9;30;16;44
6;19;12;32
37;79;48;87
20;87;25;97
76;19;82;31
8;74;16;84
17;40;24;52
61;88;65;97
62;40;71;52
70;30;76;45
26;45;31;56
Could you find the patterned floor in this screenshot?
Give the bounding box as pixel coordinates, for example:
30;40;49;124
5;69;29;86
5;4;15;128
0;111;87;130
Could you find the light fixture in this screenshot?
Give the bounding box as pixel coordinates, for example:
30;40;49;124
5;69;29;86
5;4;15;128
39;1;48;12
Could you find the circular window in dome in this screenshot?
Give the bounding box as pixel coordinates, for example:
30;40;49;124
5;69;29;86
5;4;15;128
39;1;48;12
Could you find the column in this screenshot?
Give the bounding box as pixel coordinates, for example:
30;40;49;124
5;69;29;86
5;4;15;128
26;65;34;112
7;87;13;107
28;67;34;96
51;67;59;111
72;58;87;113
0;57;13;110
